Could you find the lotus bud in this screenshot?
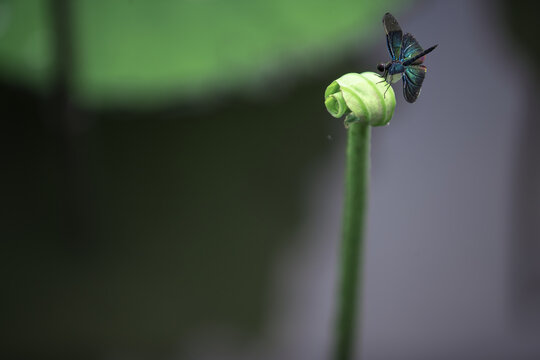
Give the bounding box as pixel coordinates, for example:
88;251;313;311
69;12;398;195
324;72;396;127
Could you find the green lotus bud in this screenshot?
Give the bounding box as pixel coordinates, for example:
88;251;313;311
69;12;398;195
324;72;396;126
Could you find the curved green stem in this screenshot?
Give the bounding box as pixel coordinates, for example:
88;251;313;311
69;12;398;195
325;71;394;360
334;121;370;360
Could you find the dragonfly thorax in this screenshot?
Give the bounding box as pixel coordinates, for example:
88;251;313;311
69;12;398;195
385;61;404;83
386;73;402;84
388;61;405;75
377;61;404;84
376;61;403;84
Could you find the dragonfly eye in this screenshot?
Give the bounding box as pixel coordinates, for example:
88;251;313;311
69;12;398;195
377;63;385;72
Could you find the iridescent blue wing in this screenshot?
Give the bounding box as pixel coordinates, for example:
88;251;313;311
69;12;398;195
383;13;403;60
403;65;426;103
401;33;424;62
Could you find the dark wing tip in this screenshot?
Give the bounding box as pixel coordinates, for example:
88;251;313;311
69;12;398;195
403;84;420;103
383;12;396;22
405;96;418;103
382;12;402;33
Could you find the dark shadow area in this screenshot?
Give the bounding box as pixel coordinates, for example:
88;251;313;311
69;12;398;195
0;56;354;358
503;0;540;331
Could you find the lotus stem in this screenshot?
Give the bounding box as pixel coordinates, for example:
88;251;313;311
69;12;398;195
324;72;396;360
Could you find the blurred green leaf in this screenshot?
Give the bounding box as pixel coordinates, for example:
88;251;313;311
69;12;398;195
0;0;408;106
0;0;52;89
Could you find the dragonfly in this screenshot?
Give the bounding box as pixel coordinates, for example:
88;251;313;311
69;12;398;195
377;13;437;103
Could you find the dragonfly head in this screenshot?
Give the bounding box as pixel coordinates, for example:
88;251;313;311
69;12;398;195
377;62;392;73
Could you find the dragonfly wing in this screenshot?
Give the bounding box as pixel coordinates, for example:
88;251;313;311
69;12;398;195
403;65;426;103
401;33;424;62
383;13;403;60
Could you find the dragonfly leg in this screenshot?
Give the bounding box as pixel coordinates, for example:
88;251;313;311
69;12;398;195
383;82;391;98
376;72;388;84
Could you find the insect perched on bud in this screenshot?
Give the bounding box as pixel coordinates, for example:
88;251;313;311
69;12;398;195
377;12;438;103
